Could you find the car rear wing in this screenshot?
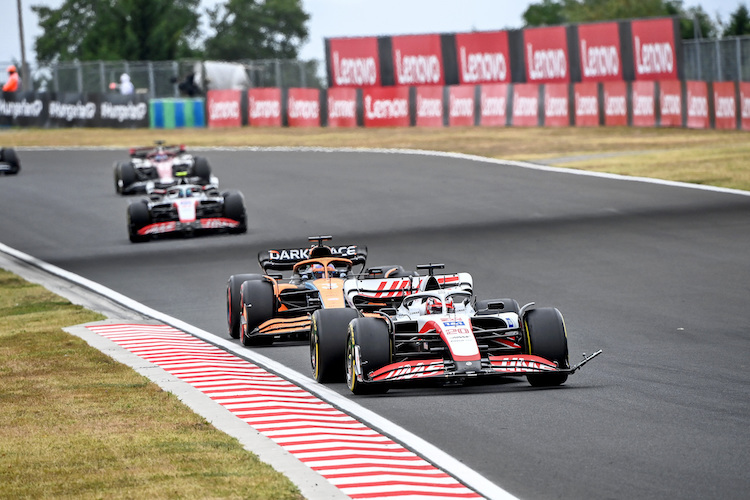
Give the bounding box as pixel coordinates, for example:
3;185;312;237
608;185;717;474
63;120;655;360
258;242;367;273
344;272;473;311
129;142;185;159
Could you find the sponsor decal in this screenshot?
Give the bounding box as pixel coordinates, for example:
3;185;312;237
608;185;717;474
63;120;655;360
416;86;443;127
573;82;599;127
460;47;507;83
491;356;555;372
544;83;569;126
365;95;408;119
576;94;598;116
328;37;380;87
605;95;626;116
268;245;358;261
686;81;709;129
200;218;239;229
480;84;508;126
141;221;177;235
661;93;680;116
603;81;627;126
714;94;736;119
581;39;620;79
449;94;473;118
328;94;356;119
417;94;442;119
208;100;240;121
631;18;678;80
392;34;444;86
49;101;96;122
633;94;654;116
0;98;44;118
482;95;505;117
100;101;147;122
448;85;474;126
524;25;569;83
250;98;281;119
632;81;655;127
545;95;568;117
287;88;320;127
659;80;682;127
635;37;673;76
362;87;410;127
288;97;319;119
688;94;708;117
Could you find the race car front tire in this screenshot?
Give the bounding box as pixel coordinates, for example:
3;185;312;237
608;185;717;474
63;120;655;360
311;308;359;383
227;274;263;339
127;200;150;243
193;157;212;184
1;148;20;174
523;307;569;387
239;279;275;346
223;191;247;234
119;163;137;194
347;318;391;395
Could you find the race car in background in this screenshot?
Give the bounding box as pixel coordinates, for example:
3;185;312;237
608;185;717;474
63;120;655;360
114;141;218;194
226;236;369;350
311;263;601;393
127;179;246;242
0;147;20;175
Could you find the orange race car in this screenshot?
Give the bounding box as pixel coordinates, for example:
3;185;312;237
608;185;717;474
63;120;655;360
226;236;369;346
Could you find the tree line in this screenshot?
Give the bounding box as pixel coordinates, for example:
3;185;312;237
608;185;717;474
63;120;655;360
31;0;750;64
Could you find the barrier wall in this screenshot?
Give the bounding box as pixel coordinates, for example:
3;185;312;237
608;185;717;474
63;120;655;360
149;98;205;128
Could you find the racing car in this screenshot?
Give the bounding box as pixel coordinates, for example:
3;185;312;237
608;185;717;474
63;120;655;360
0;147;20;175
127;178;246;242
114;141;217;194
226;236;370;349
311;263;601;393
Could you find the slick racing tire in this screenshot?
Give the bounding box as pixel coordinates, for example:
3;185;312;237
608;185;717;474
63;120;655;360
223;191;247;234
239;279;275;346
127;200;150;243
311;308;359;383
475;298;520;315
193;157;212;184
523;307;570;387
226;274;263;339
346;318;391;395
1;148;20;175
119;163;137;194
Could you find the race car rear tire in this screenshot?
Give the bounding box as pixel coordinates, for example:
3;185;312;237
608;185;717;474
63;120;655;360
523;307;569;387
240;279;275;346
227;274;263;339
311;308;359;383
475;298;520;315
347;318;391;395
127;200;150;243
193;157;212;183
1;148;20;174
223;191;247;234
119;163;137;193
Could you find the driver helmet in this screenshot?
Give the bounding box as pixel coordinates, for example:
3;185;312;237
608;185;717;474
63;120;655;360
311;263;335;278
153;152;168;161
425;297;442;314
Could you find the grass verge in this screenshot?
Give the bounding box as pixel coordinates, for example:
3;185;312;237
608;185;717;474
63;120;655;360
0;268;302;499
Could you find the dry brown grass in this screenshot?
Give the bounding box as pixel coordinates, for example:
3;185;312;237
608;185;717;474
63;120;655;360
0;269;302;499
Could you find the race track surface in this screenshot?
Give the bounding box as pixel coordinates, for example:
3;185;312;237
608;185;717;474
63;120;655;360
2;148;749;499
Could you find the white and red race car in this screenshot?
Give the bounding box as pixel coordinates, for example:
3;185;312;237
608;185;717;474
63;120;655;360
310;264;601;394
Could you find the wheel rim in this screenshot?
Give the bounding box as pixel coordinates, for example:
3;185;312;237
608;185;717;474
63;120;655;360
345;335;355;391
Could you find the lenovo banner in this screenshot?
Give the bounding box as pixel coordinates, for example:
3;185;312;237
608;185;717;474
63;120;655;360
392;34;445;86
523;26;570;84
578;22;622;82
740;82;750;131
415;86;444;127
574;82;599;126
713;81;737;130
512;83;540;127
603;81;628;126
632;81;655;127
287;88;320;127
631;18;678;81
686;81;709;129
207;90;242;128
363;86;410;127
455;31;510;85
480;84;508;126
248;88;281;127
327;36;381;87
448;85;475;127
659;80;682;127
326;87;358;128
544;83;570;127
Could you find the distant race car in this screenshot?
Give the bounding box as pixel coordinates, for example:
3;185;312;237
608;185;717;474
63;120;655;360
310;263;601;393
114;141;217;194
0;147;20;175
127;180;246;242
226;236;371;348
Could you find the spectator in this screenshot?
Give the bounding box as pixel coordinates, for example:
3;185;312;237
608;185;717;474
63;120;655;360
3;65;20;92
109;73;134;94
171;72;201;97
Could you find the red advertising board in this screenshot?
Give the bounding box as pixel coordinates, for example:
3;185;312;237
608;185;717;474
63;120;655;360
603;81;627;126
578;22;622;82
544;83;569;127
248;88;282;127
512;83;539;127
206;89;242;128
523;26;570;84
632;81;655;127
480;84;508;126
686;81;709;129
574;82;599;127
415;86;444;127
713;81;737;130
363;86;410;128
287;88;320;127
326;87;357;128
328;36;380;87
659;80;682;127
740;82;750;131
448;85;475;127
631;18;678;81
455;31;510;84
392;34;444;86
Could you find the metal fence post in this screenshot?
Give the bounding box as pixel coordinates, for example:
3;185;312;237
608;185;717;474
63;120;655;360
99;61;105;93
737;37;742;82
716;39;722;81
275;59;281;88
76;61;83;93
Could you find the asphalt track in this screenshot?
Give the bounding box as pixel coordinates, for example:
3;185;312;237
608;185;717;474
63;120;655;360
2;148;749;500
